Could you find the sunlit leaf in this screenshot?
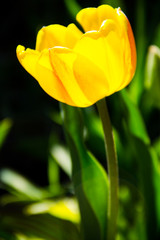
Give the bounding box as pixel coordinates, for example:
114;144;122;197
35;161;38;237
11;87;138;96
25;198;80;224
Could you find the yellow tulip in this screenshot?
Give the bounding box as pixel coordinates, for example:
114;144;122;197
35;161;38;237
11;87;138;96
16;5;136;107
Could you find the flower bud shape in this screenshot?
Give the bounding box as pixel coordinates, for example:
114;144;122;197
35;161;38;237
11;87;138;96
17;5;136;107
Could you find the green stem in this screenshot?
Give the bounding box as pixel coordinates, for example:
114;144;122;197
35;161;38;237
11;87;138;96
96;98;119;240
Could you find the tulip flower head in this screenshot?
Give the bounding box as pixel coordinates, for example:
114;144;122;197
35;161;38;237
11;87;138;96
17;5;136;107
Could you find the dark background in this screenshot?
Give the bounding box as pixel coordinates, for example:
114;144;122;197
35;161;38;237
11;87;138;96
0;0;160;186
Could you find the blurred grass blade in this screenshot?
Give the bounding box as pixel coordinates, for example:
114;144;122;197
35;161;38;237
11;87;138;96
0;118;12;150
48;154;60;186
144;45;160;109
47;155;63;196
50;145;72;177
61;104;108;240
0;169;48;200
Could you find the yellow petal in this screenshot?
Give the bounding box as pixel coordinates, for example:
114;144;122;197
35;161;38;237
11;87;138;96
73;53;110;104
36;24;82;51
49;47;109;107
36;24;67;51
17;45;39;78
76;5;136;94
115;8;137;90
74;20;127;95
16;45;74;105
76;5;118;32
65;23;83;49
49;47;92;107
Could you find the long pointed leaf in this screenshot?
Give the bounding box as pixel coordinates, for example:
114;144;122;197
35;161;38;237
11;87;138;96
61;104;109;240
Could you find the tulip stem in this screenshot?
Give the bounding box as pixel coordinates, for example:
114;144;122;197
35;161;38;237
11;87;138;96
96;98;119;240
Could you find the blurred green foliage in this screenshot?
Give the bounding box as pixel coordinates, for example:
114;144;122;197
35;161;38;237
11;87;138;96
0;0;160;239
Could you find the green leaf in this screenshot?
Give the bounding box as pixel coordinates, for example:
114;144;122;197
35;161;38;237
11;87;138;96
48;154;60;186
150;147;160;232
61;104;109;240
120;89;160;238
153;137;160;159
120;89;150;144
82;108;106;168
0;118;12;150
130;137;160;239
47;155;63;196
115;89;160;237
64;0;81;19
